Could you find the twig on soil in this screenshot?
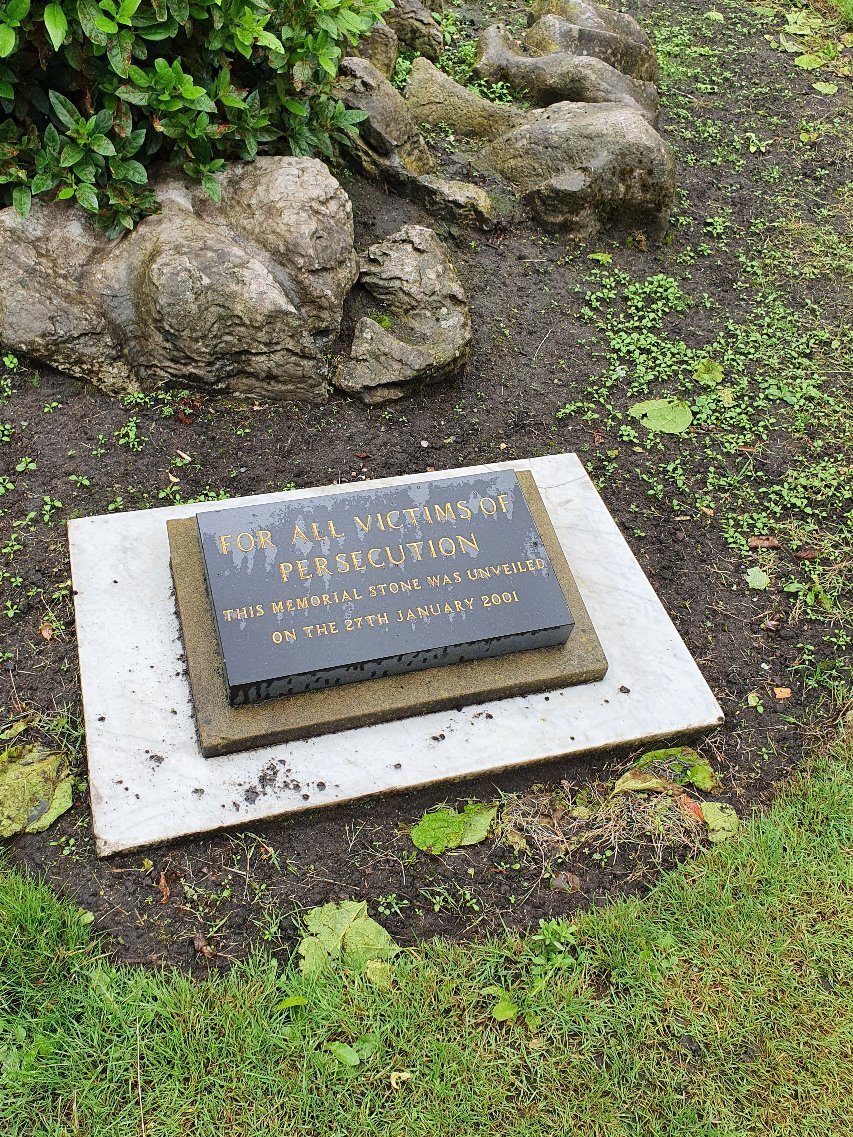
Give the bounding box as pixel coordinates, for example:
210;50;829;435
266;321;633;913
532;330;552;362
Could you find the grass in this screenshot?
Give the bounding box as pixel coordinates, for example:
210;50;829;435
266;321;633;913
2;725;852;1136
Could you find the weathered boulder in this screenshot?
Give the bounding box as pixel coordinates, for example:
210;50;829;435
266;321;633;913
481;101;675;235
350;20;399;78
413;175;495;228
0;158;359;400
523;13;659;82
405;56;526;140
473;25;659;123
384;0;443;62
529;0;652;49
0;206;133;393
335;225;471;403
338;56;435;182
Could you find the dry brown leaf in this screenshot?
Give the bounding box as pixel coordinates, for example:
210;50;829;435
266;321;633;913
794;548;818;561
551;871;583;894
157;871;171;904
39;624;53;641
676;793;705;822
748;536;780;549
194;931;216;958
774;687;792;700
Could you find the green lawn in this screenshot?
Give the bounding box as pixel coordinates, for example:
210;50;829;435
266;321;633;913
2;726;851;1136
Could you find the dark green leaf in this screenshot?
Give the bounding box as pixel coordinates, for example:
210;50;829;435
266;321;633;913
50;90;84;129
201;172;221;203
111;158;147;182
90;133;117;156
59;141;85;166
31;172;57;194
113;84;149;105
12;185;31;219
75;181;100;212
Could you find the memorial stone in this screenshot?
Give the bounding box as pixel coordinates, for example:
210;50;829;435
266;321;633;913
194;470;575;706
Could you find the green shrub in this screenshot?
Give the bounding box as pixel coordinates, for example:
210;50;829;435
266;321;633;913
0;0;390;235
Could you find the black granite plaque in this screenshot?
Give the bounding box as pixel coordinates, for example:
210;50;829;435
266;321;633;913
195;471;574;706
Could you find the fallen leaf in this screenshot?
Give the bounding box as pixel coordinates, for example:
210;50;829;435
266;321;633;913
629;747;721;792
612;769;681;795
794;548;818;561
503;827;529;854
364;960;394;989
354;452;370;460
774;687;792;700
701;802;740;843
157;871;171;904
298;900;398;977
812;80;838;94
694;358;724;386
628;398;693;435
193;931;215;958
677;793;705;822
744;566;771;590
794;52;826;69
411;802;497;854
0;741;73;837
390;1071;412;1090
0;716;37;742
748;536;780;549
551;871;582;894
39;623;53;641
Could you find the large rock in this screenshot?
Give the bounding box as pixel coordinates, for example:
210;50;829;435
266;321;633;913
338;56;435;182
529;0;652;49
473;24;659;123
413;175;496;228
481;101;675;235
334;225;471;403
0;207;133;393
0;158;359;400
405;56;526;141
523;13;659;82
384;0;443;62
350;20;399;78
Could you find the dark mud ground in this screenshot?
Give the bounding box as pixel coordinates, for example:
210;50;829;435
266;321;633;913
1;0;851;970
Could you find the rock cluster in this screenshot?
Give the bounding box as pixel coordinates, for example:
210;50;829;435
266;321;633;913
335;225;472;404
341;0;675;236
0;158;470;404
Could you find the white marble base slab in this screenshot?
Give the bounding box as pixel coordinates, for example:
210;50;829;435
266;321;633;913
68;454;724;856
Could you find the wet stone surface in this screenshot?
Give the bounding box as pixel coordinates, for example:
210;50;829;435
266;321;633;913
195;470;574;705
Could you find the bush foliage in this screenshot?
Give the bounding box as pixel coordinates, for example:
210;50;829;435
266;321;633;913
0;0;389;234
